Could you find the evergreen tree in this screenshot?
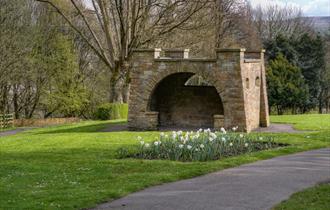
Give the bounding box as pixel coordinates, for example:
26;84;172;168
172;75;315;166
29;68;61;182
264;34;299;65
267;54;309;114
294;33;326;110
40;33;90;117
265;33;327;112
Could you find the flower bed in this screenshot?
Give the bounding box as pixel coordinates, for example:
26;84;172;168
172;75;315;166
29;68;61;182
117;128;285;162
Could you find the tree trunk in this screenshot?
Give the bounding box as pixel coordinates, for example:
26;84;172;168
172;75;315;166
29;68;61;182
13;85;20;119
318;90;323;114
0;85;8;114
122;83;130;103
109;64;126;103
109;80;117;103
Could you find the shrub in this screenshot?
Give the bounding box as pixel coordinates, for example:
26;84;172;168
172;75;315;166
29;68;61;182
94;103;128;120
117;128;282;162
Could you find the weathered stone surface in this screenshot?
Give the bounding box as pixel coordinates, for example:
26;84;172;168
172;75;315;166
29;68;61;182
128;48;270;132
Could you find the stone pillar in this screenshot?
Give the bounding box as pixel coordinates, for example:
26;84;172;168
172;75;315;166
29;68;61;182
215;49;248;131
144;111;159;130
216;48;245;65
214;115;224;130
128;49;155;130
259;49;270;127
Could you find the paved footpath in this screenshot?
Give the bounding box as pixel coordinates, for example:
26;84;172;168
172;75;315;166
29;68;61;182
93;148;330;210
0;128;32;137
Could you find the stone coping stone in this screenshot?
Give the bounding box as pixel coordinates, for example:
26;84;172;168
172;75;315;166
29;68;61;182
245;49;266;53
133;48;252;53
216;48;246;52
244;59;262;63
154;58;216;62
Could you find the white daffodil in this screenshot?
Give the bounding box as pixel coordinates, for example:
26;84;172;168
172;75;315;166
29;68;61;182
229;142;233;146
200;144;205;149
140;141;145;145
165;134;168;138
210;132;217;139
179;144;184;148
232;126;237;131
259;137;263;140
137;136;142;141
244;143;248;147
195;148;200;152
239;134;244;138
221;137;226;142
145;143;150;148
172;133;177;139
209;137;214;142
187;145;192;150
154;141;159;146
160;132;165;137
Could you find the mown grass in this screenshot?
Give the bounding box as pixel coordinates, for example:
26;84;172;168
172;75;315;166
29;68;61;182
0;115;329;209
270;114;330;131
273;183;330;210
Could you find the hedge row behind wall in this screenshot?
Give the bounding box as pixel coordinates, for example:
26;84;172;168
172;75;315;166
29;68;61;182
95;103;128;120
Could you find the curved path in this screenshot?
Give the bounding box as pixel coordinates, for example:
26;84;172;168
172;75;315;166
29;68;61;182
0;128;32;137
253;124;304;133
93;148;330;210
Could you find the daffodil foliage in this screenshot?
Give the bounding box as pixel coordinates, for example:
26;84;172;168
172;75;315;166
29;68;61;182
117;128;281;162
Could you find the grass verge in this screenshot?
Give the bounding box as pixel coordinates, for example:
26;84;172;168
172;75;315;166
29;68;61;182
0;115;329;209
270;114;330;131
273;182;330;210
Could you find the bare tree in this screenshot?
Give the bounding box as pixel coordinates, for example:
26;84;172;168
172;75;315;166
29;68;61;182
253;4;313;42
36;0;207;102
214;0;247;48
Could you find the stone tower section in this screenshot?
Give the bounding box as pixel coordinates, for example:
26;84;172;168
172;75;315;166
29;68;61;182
128;48;269;132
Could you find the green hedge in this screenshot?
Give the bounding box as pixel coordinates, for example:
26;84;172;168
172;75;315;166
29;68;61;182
94;103;128;120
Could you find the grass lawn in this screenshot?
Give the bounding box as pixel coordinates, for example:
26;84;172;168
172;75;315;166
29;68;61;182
270;114;330;131
273;183;330;210
0;115;329;209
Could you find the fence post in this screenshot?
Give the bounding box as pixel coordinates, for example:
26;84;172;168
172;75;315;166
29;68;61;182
0;113;14;129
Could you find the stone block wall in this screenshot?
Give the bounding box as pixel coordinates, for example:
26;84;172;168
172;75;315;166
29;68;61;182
128;48;269;132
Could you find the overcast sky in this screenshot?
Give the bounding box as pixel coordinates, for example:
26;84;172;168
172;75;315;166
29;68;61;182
250;0;330;16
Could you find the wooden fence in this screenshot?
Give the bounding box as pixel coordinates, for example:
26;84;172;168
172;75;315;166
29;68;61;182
0;113;14;129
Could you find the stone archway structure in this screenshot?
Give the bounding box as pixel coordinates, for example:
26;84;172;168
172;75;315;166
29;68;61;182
128;48;270;132
148;72;224;128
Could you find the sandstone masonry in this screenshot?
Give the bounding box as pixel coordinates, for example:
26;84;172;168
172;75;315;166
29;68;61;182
128;48;270;132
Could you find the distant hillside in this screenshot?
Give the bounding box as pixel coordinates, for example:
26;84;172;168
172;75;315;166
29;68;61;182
305;16;330;33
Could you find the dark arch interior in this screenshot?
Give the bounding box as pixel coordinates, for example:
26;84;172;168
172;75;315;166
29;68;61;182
149;73;224;128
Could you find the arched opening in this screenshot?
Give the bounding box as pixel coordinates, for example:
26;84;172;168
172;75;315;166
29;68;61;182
245;78;250;89
149;73;224;128
255;76;261;87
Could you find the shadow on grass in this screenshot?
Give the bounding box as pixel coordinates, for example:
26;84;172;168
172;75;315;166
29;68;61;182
38;121;127;134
